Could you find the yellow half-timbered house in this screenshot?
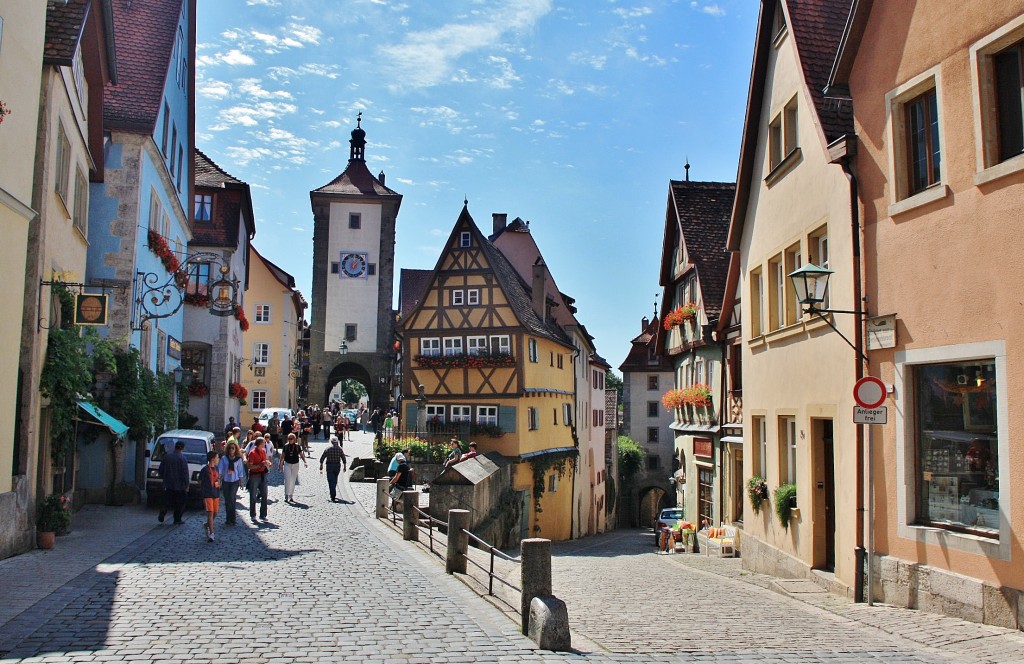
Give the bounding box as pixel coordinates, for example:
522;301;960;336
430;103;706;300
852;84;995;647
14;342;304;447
400;206;577;540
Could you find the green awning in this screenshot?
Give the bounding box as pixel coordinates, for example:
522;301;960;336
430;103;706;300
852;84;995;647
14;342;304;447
76;401;129;438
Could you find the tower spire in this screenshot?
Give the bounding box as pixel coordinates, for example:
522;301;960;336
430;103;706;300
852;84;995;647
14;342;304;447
349;112;366;162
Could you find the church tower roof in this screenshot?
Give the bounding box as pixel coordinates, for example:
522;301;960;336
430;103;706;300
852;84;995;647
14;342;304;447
312;113;401;199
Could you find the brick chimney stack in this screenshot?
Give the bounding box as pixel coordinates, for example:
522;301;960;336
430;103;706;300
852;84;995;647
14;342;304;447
492;212;507;236
532;258;546;321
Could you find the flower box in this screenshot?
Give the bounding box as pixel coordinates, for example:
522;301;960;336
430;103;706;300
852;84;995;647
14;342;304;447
663;303;698;329
414;352;516;369
147;230;180;274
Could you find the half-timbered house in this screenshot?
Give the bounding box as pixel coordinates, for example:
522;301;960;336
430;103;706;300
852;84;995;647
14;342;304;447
399;205;577;540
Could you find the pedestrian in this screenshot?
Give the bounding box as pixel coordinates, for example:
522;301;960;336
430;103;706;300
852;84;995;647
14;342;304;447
389;453;414;510
322;407;334;439
280;432;307;502
267;414;280;448
443;438;462;468
298;411;312;454
310;405;321;440
223;417;236;437
218;441;244;525
158;440;190;524
459;442;479;462
199;450;221;542
227;426;242;449
336;411;351;441
251;415;264;435
369;407;382;437
281;414;293;448
383;411;395;440
357;406;368;432
387;448;409;479
319;435;348;502
246;437;273;521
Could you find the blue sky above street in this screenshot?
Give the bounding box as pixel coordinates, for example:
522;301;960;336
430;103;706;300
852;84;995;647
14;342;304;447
196;0;757;370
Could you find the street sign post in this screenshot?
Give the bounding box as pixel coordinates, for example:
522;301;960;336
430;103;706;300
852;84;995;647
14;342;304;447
853;376;887;409
853;406;887;424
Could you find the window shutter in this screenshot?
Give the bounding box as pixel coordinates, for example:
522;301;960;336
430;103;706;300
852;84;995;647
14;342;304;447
498;405;516;433
405;403;416;430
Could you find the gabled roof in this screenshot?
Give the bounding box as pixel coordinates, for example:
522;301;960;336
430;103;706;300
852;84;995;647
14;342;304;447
44;0;90;64
726;0;854;252
195;147;242;187
192;148;255;247
104;0;182;132
398;269;432;318
251;244;295;290
661;180;735;321
312;158;402;198
403;205;573;348
619;316;673;372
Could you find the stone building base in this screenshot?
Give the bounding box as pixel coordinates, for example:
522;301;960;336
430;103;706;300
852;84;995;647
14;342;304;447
0;477;33;560
871;554;1023;631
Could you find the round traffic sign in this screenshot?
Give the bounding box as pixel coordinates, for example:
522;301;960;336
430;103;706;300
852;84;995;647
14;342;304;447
854;376;887;409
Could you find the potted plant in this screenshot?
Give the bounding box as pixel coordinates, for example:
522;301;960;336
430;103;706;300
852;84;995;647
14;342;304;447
36;494;72;548
774;482;798;529
747;476;769;515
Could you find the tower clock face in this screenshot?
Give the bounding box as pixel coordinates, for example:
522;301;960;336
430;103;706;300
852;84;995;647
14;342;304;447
340;252;368;278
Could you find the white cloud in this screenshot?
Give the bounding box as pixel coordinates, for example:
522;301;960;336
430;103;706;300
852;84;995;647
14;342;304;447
569;52;607;70
288;23;322;45
378;0;552;90
613;6;654;19
236;78;293;100
484;55;520;89
267;63;341;80
690;2;726;17
218;101;298;127
198;80;232;99
246;0;280;5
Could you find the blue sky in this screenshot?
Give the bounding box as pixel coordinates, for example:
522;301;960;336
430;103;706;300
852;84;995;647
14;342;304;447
196;0;757;372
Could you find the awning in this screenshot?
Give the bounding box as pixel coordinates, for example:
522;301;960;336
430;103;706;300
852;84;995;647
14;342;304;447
669;422;720;433
519;446;578;460
76;401;129;438
721;436;744;444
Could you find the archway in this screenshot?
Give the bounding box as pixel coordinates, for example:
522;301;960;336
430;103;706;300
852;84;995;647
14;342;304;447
323;362;372;406
638;485;669;529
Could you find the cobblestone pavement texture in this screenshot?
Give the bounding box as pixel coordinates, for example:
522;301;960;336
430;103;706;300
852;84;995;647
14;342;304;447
1;430;1021;663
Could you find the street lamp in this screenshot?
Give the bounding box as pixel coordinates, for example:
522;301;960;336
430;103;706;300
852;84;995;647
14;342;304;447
338;339;348;355
787;262;868;362
172;366;185;429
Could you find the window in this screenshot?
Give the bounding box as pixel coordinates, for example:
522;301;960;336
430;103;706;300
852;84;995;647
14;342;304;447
783;243;801;326
149;191;162;232
970;20;1024;182
528;338;538;362
420;338;440;357
368;263;376;276
991;43;1024;162
750;266;764;337
426;405;445;423
176;146;183;192
467;289;480;305
647;427;659;444
477;406;498;426
553;408;558;426
647;401;659;418
752;415;767;479
808;226;829;308
550;351;554;367
768;96;798;171
161;102;169;156
253;343;270;366
467;336;487;355
905;89;941;195
460;231;471;247
331;262;339;275
562;403;572;425
170;125;177;172
73;169;88;234
186;262;210;295
345;324;357;342
194;194;213;221
175;27;186;87
255;304;271;324
489;335;510;354
251;390;267;411
161;213;170;240
647;375;659;391
72;47;87;110
182;346;207;384
349;213;361;229
767;256;784;331
528;407;539;430
452;290;464;306
698;467;714;527
55;122;71;206
914;359;998;537
443;337;463;356
887;69;945;209
451;405;472;422
557;354;563;369
772;1;787;41
779;416;796;484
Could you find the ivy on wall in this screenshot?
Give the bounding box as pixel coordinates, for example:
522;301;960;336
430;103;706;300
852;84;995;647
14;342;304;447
530;450;577;533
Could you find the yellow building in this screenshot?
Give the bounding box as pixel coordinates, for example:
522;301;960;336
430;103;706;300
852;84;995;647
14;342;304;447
399;206;577;540
240;245;306;417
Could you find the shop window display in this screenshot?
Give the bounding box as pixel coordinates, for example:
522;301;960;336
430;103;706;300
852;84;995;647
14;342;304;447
915;360;998;536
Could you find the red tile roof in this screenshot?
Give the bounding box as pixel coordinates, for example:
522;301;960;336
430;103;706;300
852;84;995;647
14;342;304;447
787;0;854;143
313;159;401;198
619;316;673;372
398;269;432;318
104;0;181;132
195;147;242;187
192;148;254;248
44;0;90;64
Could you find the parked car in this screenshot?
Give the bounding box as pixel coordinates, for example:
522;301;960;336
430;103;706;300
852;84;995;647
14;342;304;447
145;429;217;507
653;507;684;542
258;407;294;426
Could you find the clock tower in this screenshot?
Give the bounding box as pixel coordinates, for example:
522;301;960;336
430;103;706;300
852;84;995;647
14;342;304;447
309;115;402;408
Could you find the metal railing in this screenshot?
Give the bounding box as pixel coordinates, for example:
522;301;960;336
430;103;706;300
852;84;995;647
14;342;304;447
463;529;521;597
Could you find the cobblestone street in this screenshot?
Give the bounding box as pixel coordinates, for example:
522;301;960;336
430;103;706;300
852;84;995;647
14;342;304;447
2;431;1022;663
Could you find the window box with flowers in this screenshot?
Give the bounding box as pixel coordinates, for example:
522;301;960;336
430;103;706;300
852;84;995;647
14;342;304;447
228;382;248;403
188;382;208;398
686;383;713;408
147;230;180;274
184;291;211;308
663;303;698;329
234;305;249;331
661;388;688;411
414;351;516;369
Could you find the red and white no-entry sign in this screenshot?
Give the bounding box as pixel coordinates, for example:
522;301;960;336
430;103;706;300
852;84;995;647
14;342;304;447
853;376;887;409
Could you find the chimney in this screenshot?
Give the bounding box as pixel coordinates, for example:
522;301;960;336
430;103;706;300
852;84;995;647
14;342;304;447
492;213;507;236
378;171;386;185
532;258;546;321
642;316;649;332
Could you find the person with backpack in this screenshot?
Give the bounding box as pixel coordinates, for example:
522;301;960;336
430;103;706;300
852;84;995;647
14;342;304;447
246;438;273;521
218;442;245;525
279;432;307;503
198;451;221;542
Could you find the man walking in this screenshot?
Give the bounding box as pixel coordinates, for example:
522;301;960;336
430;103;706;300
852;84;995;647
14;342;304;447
246;437;273;521
319;435;348;502
158;440;190;524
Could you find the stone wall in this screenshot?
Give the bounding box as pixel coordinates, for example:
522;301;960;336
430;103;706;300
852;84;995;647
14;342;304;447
0;476;32;560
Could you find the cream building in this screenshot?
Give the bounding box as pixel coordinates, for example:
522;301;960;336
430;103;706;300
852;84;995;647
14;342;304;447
241;245;306;415
728;0;862;594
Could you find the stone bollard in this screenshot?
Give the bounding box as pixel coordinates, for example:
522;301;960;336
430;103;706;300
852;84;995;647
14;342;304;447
528;596;571;651
402;490;419;541
375;478;390;519
520;538;552;635
446;509;470;574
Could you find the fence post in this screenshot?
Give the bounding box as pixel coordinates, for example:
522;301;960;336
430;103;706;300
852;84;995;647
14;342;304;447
402;490;419;541
446;509;470;574
520;538;552;635
375;478;390;519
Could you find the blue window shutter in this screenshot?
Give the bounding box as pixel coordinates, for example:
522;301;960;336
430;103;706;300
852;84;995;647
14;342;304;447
498;405;516;433
405;403;416;429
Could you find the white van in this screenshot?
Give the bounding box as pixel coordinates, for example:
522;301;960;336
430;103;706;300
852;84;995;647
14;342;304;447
145;429;216;506
258;407;293;427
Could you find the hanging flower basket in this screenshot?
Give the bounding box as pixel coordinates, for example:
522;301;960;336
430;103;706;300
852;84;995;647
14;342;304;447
661;388;688;410
663;303;698;329
234;305;249;331
147;230;180;274
228;382;248;399
188;382;208;398
687;383;713;407
415;352;516;369
0;100;12;125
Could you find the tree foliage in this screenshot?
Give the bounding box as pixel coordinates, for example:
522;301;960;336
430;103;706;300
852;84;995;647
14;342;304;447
107;347;176;441
605;370;623;401
617;436;643;482
40;328;93;466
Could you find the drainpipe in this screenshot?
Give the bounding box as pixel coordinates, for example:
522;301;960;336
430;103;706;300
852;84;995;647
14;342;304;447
569;340;581;540
838;143;866;603
711;319;726;526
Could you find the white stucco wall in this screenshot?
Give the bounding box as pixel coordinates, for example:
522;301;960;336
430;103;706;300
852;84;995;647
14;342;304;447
324;201;381;353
